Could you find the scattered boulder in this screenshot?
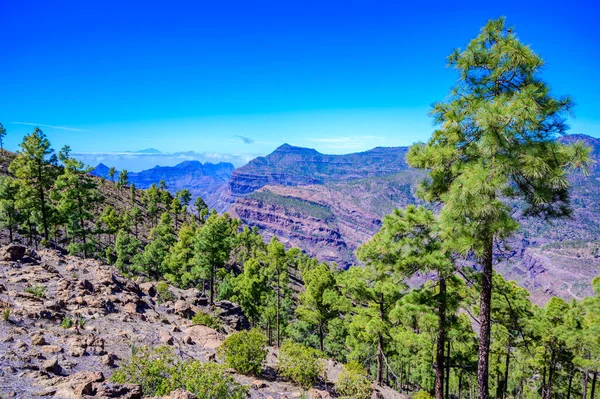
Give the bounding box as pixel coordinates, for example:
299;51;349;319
0;244;26;262
93;383;143;398
213;300;250;331
41;357;63;375
53;371;104;398
31;333;46;346
159;330;174;345
162;389;197;399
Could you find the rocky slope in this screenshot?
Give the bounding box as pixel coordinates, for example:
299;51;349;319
92;161;235;209
0;244;405;399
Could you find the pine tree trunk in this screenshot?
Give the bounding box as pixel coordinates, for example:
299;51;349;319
276;266;281;347
209;264;215;306
436;276;447;399
546;352;556;399
478;237;494;399
590;370;597;399
377;332;384;385
583;369;589;399
318;323;324;352
446;340;451;399
458;372;463;399
567;369;574;399
502;342;511;399
377;293;385;386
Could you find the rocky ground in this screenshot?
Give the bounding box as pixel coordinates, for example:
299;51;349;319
0;244;406;399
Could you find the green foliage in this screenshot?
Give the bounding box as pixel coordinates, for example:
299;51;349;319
413;390;434;399
156;281;175;304
2;303;10;322
335;361;372;399
192;213;238;304
9;127;58;242
250;191;333;221
115;230;141;274
218;329;267;375
0;122;6;150
134;212;176;278
25;285;46;298
191;310;221;329
0;176;21;242
61;316;74;329
112;346;247;398
278;341;324;389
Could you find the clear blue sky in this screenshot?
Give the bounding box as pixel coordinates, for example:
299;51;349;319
1;0;598;169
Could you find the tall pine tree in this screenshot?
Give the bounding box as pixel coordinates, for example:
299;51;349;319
407;17;591;398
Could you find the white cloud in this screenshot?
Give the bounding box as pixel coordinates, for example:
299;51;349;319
12;122;88;132
305;135;385;150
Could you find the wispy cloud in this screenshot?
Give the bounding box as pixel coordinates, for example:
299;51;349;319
12;122;88;132
233;135;254;144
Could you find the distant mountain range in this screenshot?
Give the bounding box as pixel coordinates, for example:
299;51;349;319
92;161;235;208
92;135;600;303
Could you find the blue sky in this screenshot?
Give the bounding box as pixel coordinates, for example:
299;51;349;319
1;0;598;170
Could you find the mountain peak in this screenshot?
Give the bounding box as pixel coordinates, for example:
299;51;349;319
272;143;320;155
136;148;161;154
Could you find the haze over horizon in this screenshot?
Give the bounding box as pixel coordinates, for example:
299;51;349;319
2;0;598;171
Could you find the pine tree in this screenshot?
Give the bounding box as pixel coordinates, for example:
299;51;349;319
115;230;141;274
0;122;6;151
0;176;21;242
130;183;136;205
407;18;591;398
296;262;343;352
359;205;453;397
192;213;238;305
9;128;58;244
170;198;182;230
340;252;405;385
162;222;197;286
108;166;116;182
135;211;176;278
54;145;103;257
118;169;129;192
176;189;192;207
195;196;208;223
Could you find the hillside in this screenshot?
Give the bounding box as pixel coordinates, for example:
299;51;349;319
92;161;235;209
2;246;402;398
216;144;410;211
227;135;600;303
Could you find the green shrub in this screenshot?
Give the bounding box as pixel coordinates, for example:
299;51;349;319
278;341;324;389
413;390;434;399
178;360;248;399
61;316;74;329
2;305;10;322
156;281;174;304
112;346;177;396
111;346;247;398
25;285;46;298
335;361;372;399
191;310;222;330
218;329;267;375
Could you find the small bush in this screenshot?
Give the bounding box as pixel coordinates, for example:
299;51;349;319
61;316;74;329
191;310;222;329
218;329;267;375
413;390;434;399
336;361;372;399
111;346;247;398
25;285;46;298
2;305;10;322
178;360;248;399
278;341;324;389
156;281;175;304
